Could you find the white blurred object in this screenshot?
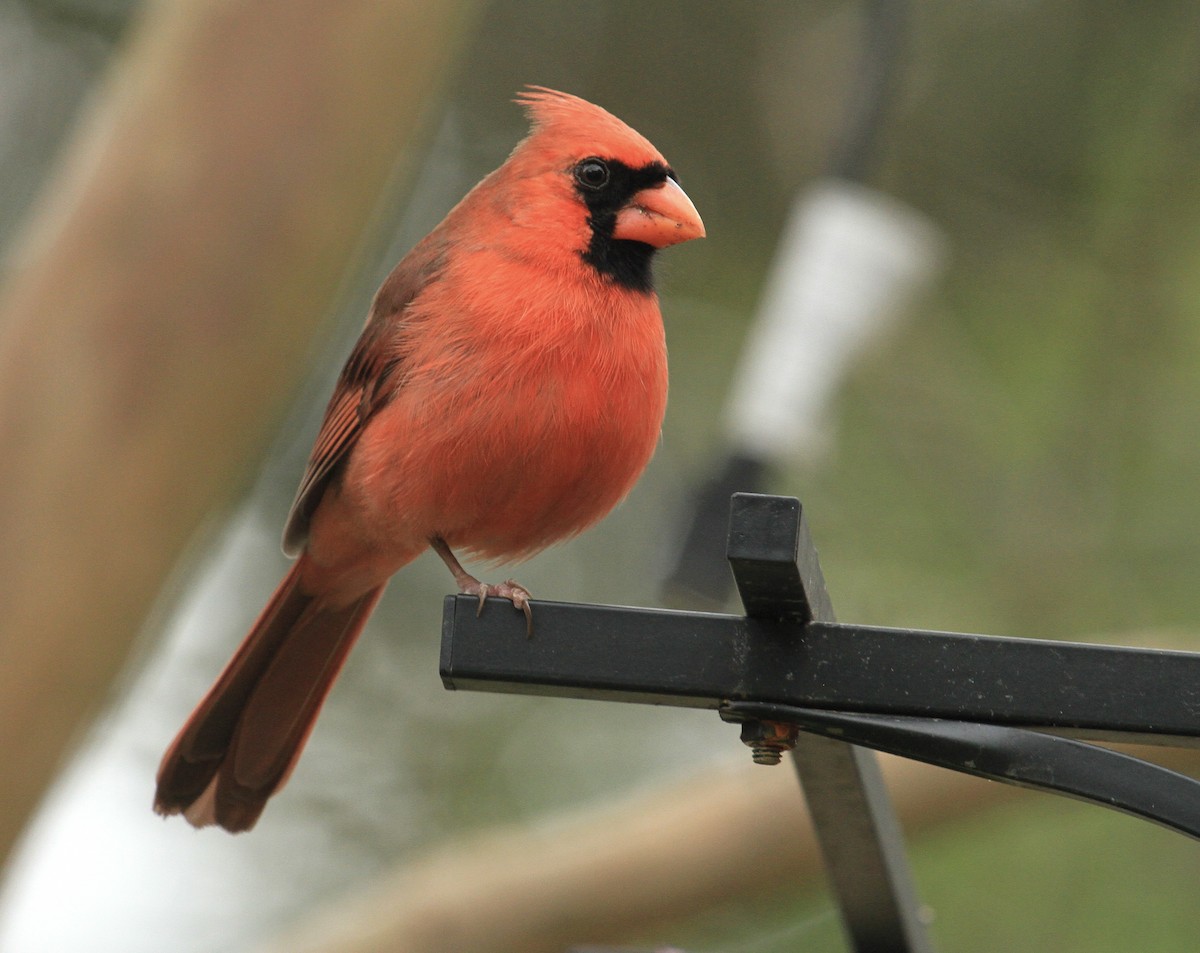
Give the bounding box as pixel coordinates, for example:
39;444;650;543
725;178;945;460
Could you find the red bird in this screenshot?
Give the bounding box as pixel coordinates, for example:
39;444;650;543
154;88;704;832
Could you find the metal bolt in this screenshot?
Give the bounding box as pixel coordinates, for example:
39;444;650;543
739;719;799;765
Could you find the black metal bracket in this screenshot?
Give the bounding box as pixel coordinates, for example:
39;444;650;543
440;493;1200;953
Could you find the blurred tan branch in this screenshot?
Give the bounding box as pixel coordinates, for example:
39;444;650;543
0;0;477;869
254;755;1015;953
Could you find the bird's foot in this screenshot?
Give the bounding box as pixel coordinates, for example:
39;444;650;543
429;536;534;636
460;577;533;637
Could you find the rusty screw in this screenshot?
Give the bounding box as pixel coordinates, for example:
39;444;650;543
739;719;799;765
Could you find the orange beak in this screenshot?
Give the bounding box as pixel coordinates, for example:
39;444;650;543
613;177;705;248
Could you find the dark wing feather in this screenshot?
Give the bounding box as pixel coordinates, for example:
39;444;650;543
281;242;445;556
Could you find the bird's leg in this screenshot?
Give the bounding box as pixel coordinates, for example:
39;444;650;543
429;536;533;636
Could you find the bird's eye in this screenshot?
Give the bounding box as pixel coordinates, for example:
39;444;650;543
574;158;610;191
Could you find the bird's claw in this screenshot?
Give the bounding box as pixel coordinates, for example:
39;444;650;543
465;579;534;637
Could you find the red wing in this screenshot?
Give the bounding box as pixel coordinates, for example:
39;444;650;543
281;244;444;556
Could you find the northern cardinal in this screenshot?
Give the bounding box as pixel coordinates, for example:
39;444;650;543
153;88;704;832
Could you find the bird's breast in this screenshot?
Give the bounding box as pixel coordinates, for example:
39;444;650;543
348;257;669;564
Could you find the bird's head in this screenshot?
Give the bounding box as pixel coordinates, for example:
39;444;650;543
498;86;705;293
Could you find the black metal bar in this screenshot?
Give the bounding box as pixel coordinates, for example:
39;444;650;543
788;734;931;953
725;494;932;953
441;601;1200;744
727;494;834;622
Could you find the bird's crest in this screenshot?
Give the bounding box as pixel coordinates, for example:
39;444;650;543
515;86;664;168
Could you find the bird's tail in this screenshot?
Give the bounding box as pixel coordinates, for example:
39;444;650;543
153;558;383;832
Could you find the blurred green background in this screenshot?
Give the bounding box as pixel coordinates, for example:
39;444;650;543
4;1;1200;951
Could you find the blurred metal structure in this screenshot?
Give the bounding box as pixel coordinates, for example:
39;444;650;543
662;0;945;610
443;493;1200;952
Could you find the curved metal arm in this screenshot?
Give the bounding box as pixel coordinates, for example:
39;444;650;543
725;701;1200;842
